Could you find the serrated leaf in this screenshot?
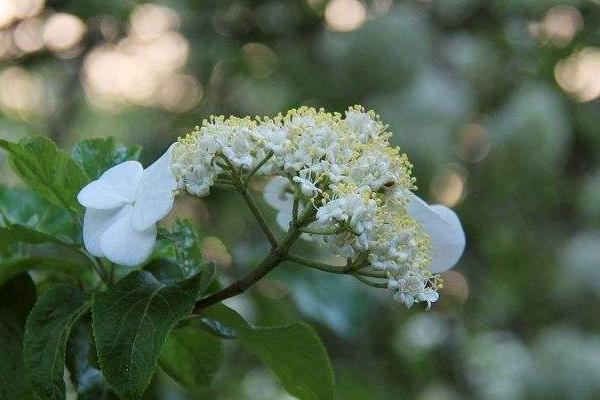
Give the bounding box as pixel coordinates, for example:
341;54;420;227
23;284;90;400
0;273;37;400
92;271;201;400
71;137;141;180
0;136;89;213
202;304;335;400
159;321;223;391
66;322;119;400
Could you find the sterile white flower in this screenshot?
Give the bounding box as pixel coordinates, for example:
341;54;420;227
406;194;466;273
77;145;177;266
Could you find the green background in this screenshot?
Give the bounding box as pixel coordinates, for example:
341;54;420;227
1;0;600;399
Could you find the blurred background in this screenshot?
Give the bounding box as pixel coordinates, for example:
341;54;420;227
1;0;600;399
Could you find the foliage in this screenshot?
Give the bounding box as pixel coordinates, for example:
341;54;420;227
1;0;600;399
0;137;335;400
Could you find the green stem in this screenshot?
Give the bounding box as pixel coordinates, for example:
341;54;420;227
245;151;273;186
353;274;388;288
239;188;279;248
286;253;351;274
82;251;110;285
355;268;387;278
298;226;345;235
221;154;279;249
291;197;299;228
193;206;316;313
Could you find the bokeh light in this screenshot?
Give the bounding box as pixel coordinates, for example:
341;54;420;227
324;0;367;32
529;5;583;48
555;47;600;102
13;17;44;53
430;165;467;207
42;13;86;53
82;3;199;113
0;66;43;118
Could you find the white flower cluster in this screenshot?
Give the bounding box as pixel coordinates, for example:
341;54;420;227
172;106;465;308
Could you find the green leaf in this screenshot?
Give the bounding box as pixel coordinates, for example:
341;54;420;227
0;186;74;235
0;224;65;245
71;137;141;180
23;284;90;400
159;219;206;278
203;304;335;400
0;273;37;400
66;321;119;400
0;136;89;213
0;256;88;286
159;321;223;391
92;271;202;400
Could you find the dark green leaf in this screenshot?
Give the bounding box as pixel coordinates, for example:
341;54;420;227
0;256;89;286
159;321;223;391
23;284;90;400
71;137;142;180
0;186;77;250
66;322;119;400
0;224;65;245
202;304;335;400
92;271;202;400
0;273;37;400
0;136;89;213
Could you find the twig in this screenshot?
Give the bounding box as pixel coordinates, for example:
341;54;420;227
244;151;273;186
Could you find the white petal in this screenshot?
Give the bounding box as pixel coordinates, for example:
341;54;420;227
276;210;293;231
264;176;293;211
407;194;466;273
131;145;177;231
82;207;126;257
78;161;143;209
100;206;157;266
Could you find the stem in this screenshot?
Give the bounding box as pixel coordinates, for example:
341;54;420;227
238;188;279;248
291;197;299;228
245;151;273;186
220;154;279;249
193;206;316;313
82;251;110;285
286;253;351;274
298;226;345;235
353;274;388;288
213;183;236;190
355;269;387;278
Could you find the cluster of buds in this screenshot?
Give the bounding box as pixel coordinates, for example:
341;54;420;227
172;106;465;308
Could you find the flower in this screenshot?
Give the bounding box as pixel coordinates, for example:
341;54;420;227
406;194;466;273
77;145;177;266
172;105;467;308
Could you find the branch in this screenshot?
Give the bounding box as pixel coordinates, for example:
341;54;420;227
238;188;279;248
193;251;282;312
244;151;273;186
193;206;317;313
286;253;351;274
220;155;279;248
353;274;388;288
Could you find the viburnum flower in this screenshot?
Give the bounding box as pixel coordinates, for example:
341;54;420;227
77;145;176;266
171;106;467;308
